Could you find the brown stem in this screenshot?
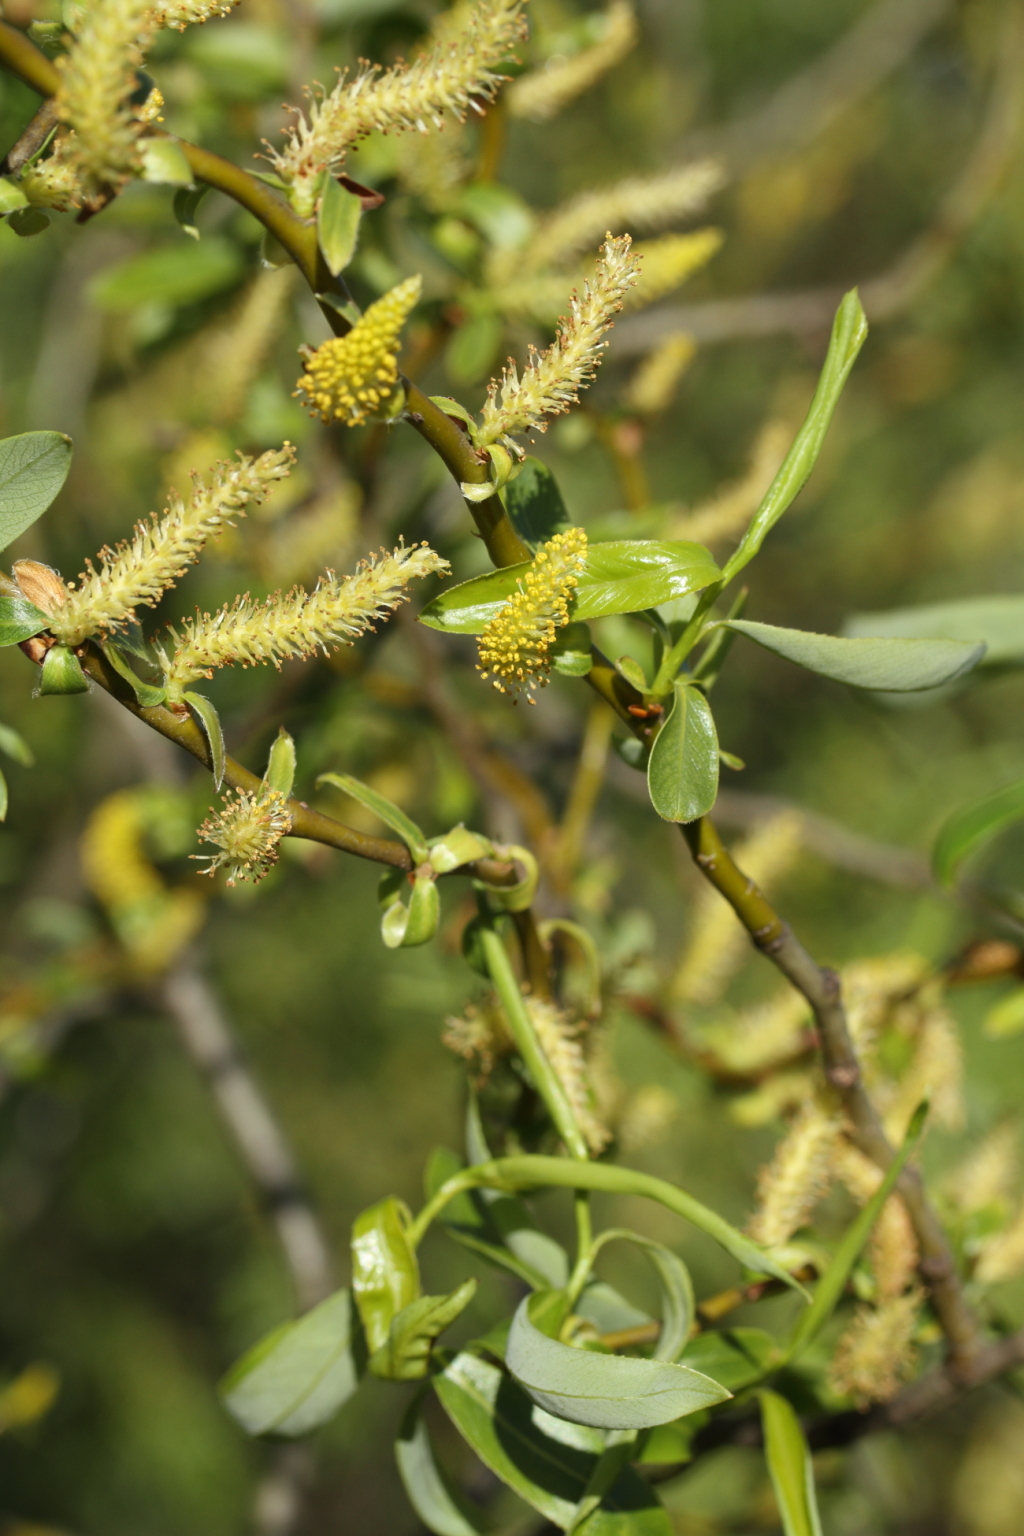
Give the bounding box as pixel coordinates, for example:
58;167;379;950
680;815;983;1374
1;95;57;174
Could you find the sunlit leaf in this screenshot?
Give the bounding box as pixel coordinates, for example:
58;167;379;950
0;432;72;552
263;727;297;800
351;1196;420;1355
726;619;985;692
319;771;428;861
220;1288;363;1437
183;691;225;789
844;594;1024;668
758;1390;823;1536
0;594;48;648
646;682;719;823
318;175;363;276
371;1280;477;1381
395;1398;487;1536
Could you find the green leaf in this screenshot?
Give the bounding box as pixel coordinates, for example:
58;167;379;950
418;542;722;634
681;1328;779;1392
101;642;167;708
590;1231;694;1363
90;238;244;311
317;175;363;276
351;1196;420;1355
844;594;1024;668
371;1279;477;1381
8;207;49;238
380;871;440;948
172;183;209;240
464;1097;570;1289
505;1294;730;1430
220;1288;363;1437
505;457;571;549
723;290;867;583
38;644;88;695
726;619;985;692
0;178;28;214
0;722;33;767
786;1103;927;1362
552;623;594;677
932;776;1024;887
395;1398;488;1536
0;594;48;647
318;771;429;861
0;431;73;552
428;825;493;874
646;682;719;823
446;312;503;385
758;1390;823;1536
140;138;195;188
264;726;297;800
183;692;225;789
435;1351;674;1536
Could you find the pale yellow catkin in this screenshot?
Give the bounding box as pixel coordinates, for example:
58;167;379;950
527;997;610;1155
50;448;295;646
621;230;723;309
258;484;362;588
476;235;639;448
975;1203;1024;1285
730;1068;815;1128
272;0;526;215
701;986;811;1076
835;1141;919;1299
163;542;448;690
747;1099;842;1249
828;1289;923;1406
882;995;964;1142
944;1121;1019;1216
55;0;153;202
507;0;637;123
840;951;930;1061
442;995;512;1083
623;333;697;416
671;812;804;1006
148;0;238;29
195;788;293;886
203;267;298;425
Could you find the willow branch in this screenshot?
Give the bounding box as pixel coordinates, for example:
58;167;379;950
681;815;983;1373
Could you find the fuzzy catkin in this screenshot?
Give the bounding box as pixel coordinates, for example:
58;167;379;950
148;0;238;29
828;1289;923;1406
272;0;526;214
835;1142;919;1299
50;448;295;646
527;997;610;1155
477;236;639;448
163;543;448;689
507;0;637;122
622;230;723;308
747;1099;841;1249
295;277;421;426
55;0;153;202
195;789;292;886
477;528;588;701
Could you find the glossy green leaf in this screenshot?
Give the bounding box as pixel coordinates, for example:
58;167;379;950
100;642;167;708
932;776;1024;887
505;457;572;549
140;138;195;187
723;290;867;583
371;1279;477;1381
590;1231;694;1363
264;727;297;800
317;175;363;276
380;871;440;948
0;722;33;767
647;682;719;823
726;619;985;692
552;623;594;677
758;1390;823;1536
351;1196;420;1355
428;825;493;874
395;1398;487;1536
0;177;28;214
90;238;243;311
418;542;722;634
183;691;225;789
0;594;48;647
505;1294;730;1430
318;771;429;861
0;431;73;552
435;1351;673;1535
985;987;1024;1038
172;183;209;240
38;644;88;695
681;1328;778;1392
786;1102;926;1361
220;1288;363;1437
844;594;1024;668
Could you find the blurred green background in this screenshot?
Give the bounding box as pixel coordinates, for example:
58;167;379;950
4;0;1024;1531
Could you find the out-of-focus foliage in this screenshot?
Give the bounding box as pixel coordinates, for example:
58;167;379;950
5;0;1024;1532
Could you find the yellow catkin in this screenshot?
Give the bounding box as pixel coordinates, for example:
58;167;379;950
0;1365;60;1433
19;135;89;212
828;1289;923;1406
442;995;513;1083
622;230;723;309
507;0;637;122
747;1099;842;1249
54;0;152;203
944;1122;1019;1216
668;420;791;545
671;812;804;1005
527;997;610;1155
163;542;448;691
840;952;930;1061
834;1142;919;1298
148;0;239;29
503;161;724;277
730;1069;814;1128
702;986;812;1077
50;448;295;646
203;267;298;425
975;1203;1024;1285
272;0;526;214
477;236;639;448
295;277;421;426
195;788;292;886
623;333;697;416
882;996;964;1142
477;527;588;701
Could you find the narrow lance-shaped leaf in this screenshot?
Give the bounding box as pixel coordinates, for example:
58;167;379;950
395;1397;487;1536
844;593;1024;668
371;1279;477;1381
0;431;73;552
758;1390;823;1536
723;290;867;583
0;722;33;767
464;1096;570;1288
786;1102;927;1361
318;175;363;276
505;1293;731;1430
932;776;1024;887
264;727;297;800
726;619;985;692
101;641;167;708
220;1287;363;1437
0;764;7;822
591;1230;695;1363
319;771;429;862
184;691;225;789
647;682;719;824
